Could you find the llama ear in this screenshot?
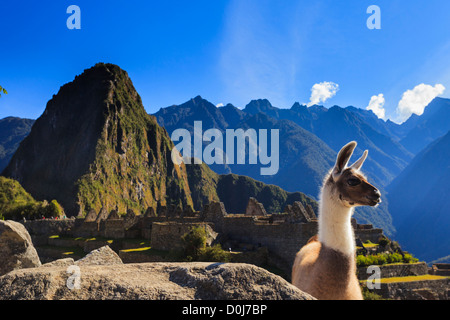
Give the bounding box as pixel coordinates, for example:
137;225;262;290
332;141;357;177
349;149;368;170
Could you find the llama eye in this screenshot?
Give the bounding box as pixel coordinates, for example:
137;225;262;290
347;178;361;186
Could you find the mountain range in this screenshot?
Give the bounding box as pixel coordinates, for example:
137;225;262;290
0;63;316;218
0;63;449;262
154;94;450;242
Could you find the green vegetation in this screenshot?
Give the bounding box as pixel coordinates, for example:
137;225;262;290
0;176;64;220
0;85;7;97
360;285;386;300
180;226;231;262
357;252;419;267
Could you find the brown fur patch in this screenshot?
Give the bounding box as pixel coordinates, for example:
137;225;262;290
292;242;362;300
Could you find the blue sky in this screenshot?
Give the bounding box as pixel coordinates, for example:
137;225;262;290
1;1;449;123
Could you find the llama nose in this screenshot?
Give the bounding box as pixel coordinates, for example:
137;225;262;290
367;189;381;201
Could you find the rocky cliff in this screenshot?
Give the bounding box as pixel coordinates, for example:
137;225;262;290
2;63;193;216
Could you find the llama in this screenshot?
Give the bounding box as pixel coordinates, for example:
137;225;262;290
291;141;381;300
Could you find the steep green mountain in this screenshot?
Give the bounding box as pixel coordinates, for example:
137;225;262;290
399;97;450;154
185;160;318;214
387;130;450;262
2;63;193;216
0;117;34;172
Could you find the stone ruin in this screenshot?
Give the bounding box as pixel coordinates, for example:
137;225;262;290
284;201;317;223
22;197;384;275
245;197;267;216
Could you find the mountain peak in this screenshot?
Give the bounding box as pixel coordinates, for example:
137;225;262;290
191;95;203;102
3;64;193;216
243;99;276;114
290;102;308;110
74;63;130;85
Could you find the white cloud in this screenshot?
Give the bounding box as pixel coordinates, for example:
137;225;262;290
307;81;339;107
396;83;445;122
216;103;224;108
366;94;386;119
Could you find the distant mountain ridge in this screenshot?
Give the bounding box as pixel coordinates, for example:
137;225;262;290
153;96;410;235
185;160;318;215
0;117;34;172
399;97;450;154
387;130;450;262
242;99;413;187
155;95;336;197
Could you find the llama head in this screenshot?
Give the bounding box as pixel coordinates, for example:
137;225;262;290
328;141;381;208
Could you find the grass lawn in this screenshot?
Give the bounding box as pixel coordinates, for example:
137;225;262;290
120;246;170;257
379;274;448;284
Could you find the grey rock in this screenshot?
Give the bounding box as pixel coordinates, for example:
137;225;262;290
0;262;315;300
0;220;41;276
75;245;123;266
41;258;75;268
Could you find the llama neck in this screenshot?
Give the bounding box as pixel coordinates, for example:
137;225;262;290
318;188;355;257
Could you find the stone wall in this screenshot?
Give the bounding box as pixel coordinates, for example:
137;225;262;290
150;222;216;251
23;219;75;236
214;214;318;273
357;262;428;280
23;219;76;246
355;228;384;243
100;219;125;239
376;278;450;300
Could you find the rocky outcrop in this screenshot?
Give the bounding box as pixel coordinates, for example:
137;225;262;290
75;245;123;266
0;262;314;300
0;220;41;276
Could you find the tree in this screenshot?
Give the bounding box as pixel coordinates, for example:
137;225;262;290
0;85;7;97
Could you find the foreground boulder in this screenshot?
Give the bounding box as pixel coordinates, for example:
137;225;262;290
0;262;314;300
0;220;41;276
